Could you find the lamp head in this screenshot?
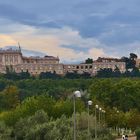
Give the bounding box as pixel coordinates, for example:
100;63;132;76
95;105;99;109
74;90;81;98
88;100;93;106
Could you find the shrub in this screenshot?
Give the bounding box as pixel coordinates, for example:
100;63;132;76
136;128;140;140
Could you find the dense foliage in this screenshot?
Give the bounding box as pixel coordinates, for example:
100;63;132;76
0;77;139;139
135;128;140;139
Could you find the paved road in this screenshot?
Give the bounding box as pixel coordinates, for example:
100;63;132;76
116;136;136;140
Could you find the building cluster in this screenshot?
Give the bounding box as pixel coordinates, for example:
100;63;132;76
0;48;126;76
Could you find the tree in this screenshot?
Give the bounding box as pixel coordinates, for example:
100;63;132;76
65;72;81;79
130;53;137;60
127;109;140;130
131;67;140;77
12;110;73;140
19;70;30;79
113;66;121;77
81;72;91;78
39;72;60;79
0;86;20;111
121;53;138;69
85;58;93;64
121;56;130;69
129;53;137;69
96;68;113;78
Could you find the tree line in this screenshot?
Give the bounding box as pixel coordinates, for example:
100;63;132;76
0;79;140;128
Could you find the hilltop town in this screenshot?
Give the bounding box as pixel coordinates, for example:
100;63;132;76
0;47;139;76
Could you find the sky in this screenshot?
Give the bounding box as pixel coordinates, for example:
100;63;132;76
0;0;140;63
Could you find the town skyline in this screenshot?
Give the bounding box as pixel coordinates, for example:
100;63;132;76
0;45;137;64
0;47;126;76
0;0;140;63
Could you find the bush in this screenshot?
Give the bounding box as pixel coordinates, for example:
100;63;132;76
0;121;13;140
136;128;140;140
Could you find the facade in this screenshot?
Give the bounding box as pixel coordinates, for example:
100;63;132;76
63;64;93;75
0;48;64;75
0;48;126;76
92;61;126;75
92;57;126;75
64;58;126;76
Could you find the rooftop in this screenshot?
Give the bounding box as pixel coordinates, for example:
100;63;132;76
0;48;21;53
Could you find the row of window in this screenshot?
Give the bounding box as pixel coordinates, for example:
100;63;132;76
67;65;93;69
93;64;125;67
23;60;58;64
15;66;63;71
66;64;125;71
16;70;63;75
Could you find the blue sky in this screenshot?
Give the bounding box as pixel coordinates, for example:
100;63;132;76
0;0;140;62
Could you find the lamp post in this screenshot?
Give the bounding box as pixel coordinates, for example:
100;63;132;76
95;105;99;138
102;110;106;126
99;108;102;128
88;100;93;139
73;90;81;140
116;110;119;136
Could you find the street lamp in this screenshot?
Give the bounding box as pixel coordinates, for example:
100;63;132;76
102;110;106;125
88;100;93;139
73;90;81;140
116;110;119;135
99;108;102;128
95;104;99;138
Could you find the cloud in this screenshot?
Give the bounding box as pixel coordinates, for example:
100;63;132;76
0;4;37;24
0;3;62;29
0;34;16;46
110;42;140;58
0;0;140;61
0;22;106;63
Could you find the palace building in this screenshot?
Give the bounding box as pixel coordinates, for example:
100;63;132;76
0;47;126;76
64;57;126;76
0;47;64;75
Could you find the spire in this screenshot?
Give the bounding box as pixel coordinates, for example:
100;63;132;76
18;42;21;52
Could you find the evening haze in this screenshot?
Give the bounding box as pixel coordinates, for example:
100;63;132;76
0;0;140;63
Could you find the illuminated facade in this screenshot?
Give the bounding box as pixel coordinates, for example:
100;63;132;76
0;48;126;76
64;58;126;76
0;48;63;75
